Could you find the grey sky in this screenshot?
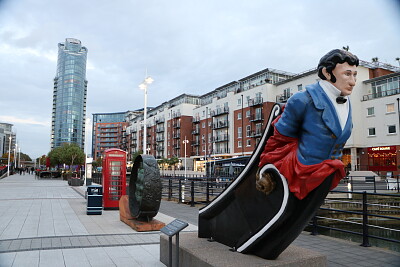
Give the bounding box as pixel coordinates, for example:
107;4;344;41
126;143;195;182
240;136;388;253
0;0;399;159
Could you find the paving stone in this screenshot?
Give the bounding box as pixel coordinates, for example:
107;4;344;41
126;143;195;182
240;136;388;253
50;237;62;248
19;239;32;250
60;237;72;247
0;240;12;252
8;239;22;251
41;238;52;249
30;239;42;249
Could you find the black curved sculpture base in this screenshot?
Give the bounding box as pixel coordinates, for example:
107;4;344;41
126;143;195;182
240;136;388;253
198;104;333;260
129;154;162;222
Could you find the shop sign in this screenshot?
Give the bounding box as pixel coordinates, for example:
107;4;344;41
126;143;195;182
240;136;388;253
368;146;396;153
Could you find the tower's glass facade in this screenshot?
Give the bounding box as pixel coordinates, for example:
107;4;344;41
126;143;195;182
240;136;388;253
51;38;88;149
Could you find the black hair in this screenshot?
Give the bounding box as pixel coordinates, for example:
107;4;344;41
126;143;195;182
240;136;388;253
317;49;359;82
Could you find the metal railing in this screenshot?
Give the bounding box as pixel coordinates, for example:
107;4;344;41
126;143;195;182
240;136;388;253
309;191;400;249
158;175;400;251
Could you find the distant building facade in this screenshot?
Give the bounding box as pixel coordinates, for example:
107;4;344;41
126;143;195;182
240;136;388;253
123;61;400;175
51;38;88;150
0;122;16;157
91;112;143;160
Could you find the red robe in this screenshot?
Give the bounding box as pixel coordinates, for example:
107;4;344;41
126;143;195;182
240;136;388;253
258;116;345;200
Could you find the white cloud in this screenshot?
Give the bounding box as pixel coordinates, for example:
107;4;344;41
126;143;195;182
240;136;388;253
0;116;50;127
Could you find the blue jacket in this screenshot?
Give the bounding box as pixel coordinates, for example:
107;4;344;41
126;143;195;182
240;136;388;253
275;82;352;165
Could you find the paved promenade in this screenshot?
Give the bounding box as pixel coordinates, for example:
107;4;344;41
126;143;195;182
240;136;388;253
0;173;399;266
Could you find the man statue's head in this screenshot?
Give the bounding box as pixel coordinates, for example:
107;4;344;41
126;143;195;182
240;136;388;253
318;49;359;96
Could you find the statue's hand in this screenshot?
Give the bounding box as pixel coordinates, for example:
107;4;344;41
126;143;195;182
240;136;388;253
256;168;276;195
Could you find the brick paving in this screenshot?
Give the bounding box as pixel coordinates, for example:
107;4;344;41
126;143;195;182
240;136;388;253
0;173;399;267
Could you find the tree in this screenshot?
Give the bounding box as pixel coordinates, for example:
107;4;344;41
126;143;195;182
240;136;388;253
19;153;32;162
60;143;85;167
47;143;85;169
1;153;14;164
48;147;62;167
37;155;47;166
167;156;179;170
131;150;143;162
92;157;103;168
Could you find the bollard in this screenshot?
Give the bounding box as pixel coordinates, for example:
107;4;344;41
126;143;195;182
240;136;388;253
168;178;172;201
206;178;210;203
361;191;371;247
178;179;182;203
191;180;195;207
311;216;318;235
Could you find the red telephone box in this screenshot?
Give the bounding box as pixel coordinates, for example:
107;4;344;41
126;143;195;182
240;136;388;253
102;149;127;209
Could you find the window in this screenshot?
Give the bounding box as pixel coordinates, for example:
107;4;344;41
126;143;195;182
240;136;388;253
387;103;395;113
202;122;205;128
246;139;251;146
246;125;251;137
367;107;374;116
297;84;303;91
238;112;242;120
237;98;242;106
368;128;376;136
238;141;242;148
388;125;396;134
246;110;250;118
238;127;242;138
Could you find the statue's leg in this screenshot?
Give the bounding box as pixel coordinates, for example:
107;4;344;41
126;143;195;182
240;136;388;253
249;173;334;259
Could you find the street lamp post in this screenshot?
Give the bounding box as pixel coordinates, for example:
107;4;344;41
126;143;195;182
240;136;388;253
13;143;17;170
183;137;189;179
139;76;154;154
7;136;11;177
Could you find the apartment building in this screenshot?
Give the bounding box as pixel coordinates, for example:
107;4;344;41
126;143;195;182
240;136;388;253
124;61;400;175
92;112;129;160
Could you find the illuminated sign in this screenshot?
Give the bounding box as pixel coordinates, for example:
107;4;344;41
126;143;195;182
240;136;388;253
368;146;396;153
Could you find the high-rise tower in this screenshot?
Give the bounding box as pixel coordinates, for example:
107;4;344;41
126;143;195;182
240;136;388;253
51;38;88;149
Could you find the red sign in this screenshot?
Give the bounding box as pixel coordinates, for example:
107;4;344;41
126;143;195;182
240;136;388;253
368;146;396;153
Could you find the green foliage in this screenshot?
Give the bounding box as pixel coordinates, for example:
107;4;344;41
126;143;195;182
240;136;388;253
167;156;179;168
1;153;14;164
131;150;143;162
92;157;103;168
47;143;85;168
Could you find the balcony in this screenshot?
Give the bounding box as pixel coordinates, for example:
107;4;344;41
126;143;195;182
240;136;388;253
276;93;293;103
173;133;181;139
172;112;181;118
156;127;165;133
155;117;165;124
214;147;230;154
212;134;229;143
211;107;229;117
156;136;165;142
173;123;181;128
191;140;200;146
192;116;201;123
173;144;181;149
192;128;200;135
248;97;263;107
362;88;400;101
212;120;229;129
250;114;264;122
157;146;164;152
250;130;263;138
